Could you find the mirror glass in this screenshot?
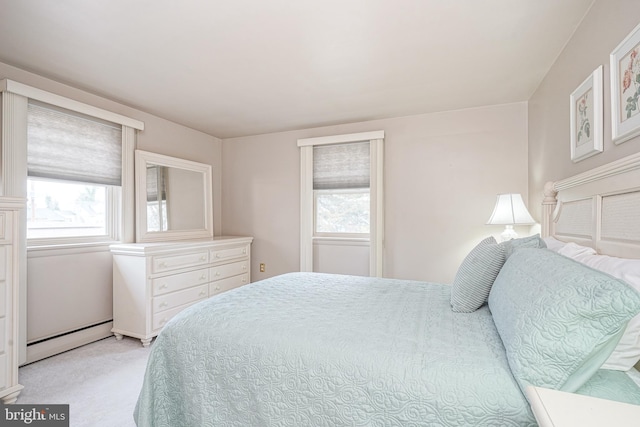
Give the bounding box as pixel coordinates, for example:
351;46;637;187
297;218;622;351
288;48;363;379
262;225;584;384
136;150;213;242
145;165;205;232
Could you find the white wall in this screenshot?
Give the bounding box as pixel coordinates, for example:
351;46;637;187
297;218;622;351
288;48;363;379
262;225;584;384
0;60;222;358
222;102;529;284
27;248;113;341
313;240;369;276
528;0;640;214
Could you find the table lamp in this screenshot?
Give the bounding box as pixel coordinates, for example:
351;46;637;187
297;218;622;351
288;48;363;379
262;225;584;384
486;193;535;241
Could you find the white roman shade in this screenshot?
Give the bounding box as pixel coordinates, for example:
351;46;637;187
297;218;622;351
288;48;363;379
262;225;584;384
27;101;123;186
313;141;370;190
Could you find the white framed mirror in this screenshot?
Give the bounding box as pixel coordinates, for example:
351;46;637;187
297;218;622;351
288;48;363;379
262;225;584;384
135;150;213;242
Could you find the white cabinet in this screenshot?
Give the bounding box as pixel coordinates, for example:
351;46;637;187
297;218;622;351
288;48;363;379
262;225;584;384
0;199;24;403
110;236;253;346
526;386;640;427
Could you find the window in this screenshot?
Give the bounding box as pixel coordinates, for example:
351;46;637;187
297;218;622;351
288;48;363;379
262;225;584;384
313;141;370;236
1;79;143;247
26;101;122;243
298;131;384;276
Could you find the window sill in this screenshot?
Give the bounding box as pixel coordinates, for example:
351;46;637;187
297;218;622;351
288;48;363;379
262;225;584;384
27;240;119;257
312;236;370;246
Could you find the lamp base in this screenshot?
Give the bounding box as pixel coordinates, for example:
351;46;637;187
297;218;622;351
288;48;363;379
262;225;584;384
500;225;518;242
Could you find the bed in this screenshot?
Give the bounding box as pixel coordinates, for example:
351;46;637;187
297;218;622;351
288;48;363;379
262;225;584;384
134;152;640;427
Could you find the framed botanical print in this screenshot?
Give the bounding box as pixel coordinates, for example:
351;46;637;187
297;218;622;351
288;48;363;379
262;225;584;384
610;22;640;144
570;66;603;162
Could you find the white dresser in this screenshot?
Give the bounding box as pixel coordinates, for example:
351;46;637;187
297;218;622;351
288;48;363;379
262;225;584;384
0;199;24;404
110;236;253;346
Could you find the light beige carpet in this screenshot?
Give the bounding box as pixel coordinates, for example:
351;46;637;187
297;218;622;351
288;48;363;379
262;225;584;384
17;336;151;427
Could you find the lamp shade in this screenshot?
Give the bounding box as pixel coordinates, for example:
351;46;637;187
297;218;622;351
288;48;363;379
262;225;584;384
486;193;535;225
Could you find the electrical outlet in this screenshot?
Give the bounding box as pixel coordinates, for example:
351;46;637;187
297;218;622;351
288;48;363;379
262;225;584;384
259;263;265;272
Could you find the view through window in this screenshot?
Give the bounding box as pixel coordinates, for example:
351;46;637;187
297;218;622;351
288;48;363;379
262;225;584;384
27;179;108;239
314;189;370;234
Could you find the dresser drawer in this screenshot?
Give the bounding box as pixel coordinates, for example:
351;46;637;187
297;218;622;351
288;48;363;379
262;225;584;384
0;247;6;282
152;250;209;274
209;273;249;296
0;353;5;389
152;299;204;331
211;260;248;281
0;212;8;243
0;317;5;354
0;282;5;317
153;284;208;314
152;268;209;296
210;244;249;263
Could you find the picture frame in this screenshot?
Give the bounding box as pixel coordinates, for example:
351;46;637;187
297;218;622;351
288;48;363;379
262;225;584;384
570;65;603;162
610;22;640;144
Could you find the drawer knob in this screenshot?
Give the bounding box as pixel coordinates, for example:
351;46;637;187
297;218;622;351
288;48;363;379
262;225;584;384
159;302;168;308
159;262;167;268
199;291;206;297
242;249;246;254
200;256;206;261
216;253;221;259
199;274;206;281
215;286;220;291
242;278;247;283
160;318;167;326
215;271;221;277
159;284;168;290
242;265;247;270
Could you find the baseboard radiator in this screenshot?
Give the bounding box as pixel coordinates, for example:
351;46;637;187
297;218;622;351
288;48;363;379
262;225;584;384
23;320;113;366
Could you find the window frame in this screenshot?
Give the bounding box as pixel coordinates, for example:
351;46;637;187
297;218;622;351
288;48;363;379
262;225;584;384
0;79;143;248
298;131;384;277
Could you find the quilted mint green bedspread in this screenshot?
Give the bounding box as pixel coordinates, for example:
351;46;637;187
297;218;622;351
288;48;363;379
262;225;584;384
134;272;536;426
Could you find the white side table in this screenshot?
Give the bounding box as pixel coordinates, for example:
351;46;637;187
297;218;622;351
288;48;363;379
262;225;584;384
526;386;640;427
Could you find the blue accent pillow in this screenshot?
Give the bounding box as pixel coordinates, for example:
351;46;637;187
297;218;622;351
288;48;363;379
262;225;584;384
500;234;546;258
488;248;640;393
450;237;506;313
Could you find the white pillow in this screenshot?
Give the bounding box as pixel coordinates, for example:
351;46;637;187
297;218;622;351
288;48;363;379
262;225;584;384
543;236;567;252
558;242;640;371
579;254;640;292
557;242;597;258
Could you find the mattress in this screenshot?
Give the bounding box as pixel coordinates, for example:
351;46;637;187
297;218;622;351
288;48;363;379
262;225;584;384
135;272;537;426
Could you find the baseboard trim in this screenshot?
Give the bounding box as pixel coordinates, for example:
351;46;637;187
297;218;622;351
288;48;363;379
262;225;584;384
24;322;113;365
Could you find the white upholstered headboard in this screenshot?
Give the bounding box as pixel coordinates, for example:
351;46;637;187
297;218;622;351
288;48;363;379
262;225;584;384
541;152;640;260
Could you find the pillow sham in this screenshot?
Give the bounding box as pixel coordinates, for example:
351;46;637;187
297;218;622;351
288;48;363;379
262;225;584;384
450;236;505;313
556;242;640;370
575;253;640;371
575;369;640;406
488;248;640;393
579;253;640;289
500;234;546;258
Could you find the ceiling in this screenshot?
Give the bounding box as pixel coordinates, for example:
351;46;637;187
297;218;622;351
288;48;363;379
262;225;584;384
0;0;594;139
